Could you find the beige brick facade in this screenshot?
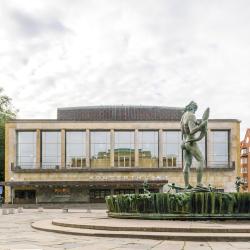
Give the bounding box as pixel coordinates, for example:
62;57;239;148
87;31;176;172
4;119;240;203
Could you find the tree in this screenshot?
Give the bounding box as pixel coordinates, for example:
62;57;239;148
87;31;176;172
0;88;17;181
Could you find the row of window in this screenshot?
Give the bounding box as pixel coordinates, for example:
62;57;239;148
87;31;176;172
16;130;230;169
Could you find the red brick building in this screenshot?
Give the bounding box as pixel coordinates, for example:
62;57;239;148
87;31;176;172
240;129;250;191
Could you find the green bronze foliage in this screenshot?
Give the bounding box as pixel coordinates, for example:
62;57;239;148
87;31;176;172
106;192;250;215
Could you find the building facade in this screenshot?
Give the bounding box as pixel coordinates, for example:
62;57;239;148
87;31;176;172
4;106;240;204
240;129;250;191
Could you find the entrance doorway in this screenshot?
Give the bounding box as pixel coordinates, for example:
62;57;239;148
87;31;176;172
89;189;111;203
14;190;36;204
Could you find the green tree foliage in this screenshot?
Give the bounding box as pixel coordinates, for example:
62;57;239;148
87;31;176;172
0;87;17;181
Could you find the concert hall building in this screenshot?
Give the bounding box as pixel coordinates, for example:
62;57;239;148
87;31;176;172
4;106;240;204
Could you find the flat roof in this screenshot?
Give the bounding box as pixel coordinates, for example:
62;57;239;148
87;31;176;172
6;105;241;123
57;105;184;121
7;119;241;123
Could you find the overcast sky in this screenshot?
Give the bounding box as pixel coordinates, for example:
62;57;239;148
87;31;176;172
0;0;249;137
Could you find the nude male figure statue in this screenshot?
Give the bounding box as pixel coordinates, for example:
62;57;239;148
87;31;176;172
181;101;209;189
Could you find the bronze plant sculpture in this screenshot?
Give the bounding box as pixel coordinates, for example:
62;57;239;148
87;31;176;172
181;101;209;189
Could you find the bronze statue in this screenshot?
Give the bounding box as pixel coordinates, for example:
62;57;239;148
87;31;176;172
235;176;245;192
181;101;209;189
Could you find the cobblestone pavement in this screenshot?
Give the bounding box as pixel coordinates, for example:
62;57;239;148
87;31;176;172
0;208;250;250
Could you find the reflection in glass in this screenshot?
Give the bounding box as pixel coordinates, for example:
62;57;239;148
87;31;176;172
114;131;134;167
209;131;229;167
138;131;158;167
90;131;110;167
66;131;86;168
42;131;61;169
17;131;36;169
163;131;182;168
114;189;135;195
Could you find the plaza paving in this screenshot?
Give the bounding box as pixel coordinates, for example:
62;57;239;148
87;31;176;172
0;208;250;250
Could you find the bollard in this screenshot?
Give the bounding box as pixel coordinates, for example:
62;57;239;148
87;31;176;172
2;208;8;215
18;207;23;213
38;207;43;212
62;208;68;213
9;208;15;214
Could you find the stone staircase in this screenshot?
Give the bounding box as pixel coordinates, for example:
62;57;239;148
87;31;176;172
31;217;250;241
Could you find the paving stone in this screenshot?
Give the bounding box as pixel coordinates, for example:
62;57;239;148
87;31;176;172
150;240;184;250
1;209;250;249
184;242;211;250
228;242;250;249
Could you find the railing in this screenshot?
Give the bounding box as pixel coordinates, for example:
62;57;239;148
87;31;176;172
11;163;60;170
11;160;236;171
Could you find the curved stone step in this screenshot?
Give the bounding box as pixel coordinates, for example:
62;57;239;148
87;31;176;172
31;220;250;242
52;218;250;233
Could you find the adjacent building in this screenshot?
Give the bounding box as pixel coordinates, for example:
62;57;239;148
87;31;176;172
240;129;250;191
4;106;240;204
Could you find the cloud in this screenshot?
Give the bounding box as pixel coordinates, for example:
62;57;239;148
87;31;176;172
9;8;69;38
0;0;249;138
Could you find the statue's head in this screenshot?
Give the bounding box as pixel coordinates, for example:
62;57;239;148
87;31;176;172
184;101;198;113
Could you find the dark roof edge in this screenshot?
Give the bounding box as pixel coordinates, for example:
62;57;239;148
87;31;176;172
57;105;184;111
6;119;241;123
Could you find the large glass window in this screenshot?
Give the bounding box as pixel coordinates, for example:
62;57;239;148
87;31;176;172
114;189;135;195
209;130;229;167
66;131;86;168
90;131;110;167
163;131;182;168
138;131;158;167
17;131;36;169
89;189;111;202
114;131;134;167
42;131;61;169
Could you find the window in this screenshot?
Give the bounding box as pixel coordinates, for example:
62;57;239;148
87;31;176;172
241;158;248;164
90;131;110;167
114;189;135;195
163;131;182;168
241;148;247;155
66;131;86;168
42;131;61;169
89;189;111;202
17;131;36;169
241;167;248;174
14;190;36;203
209;130;229;168
114;131;135;167
138;131;158;167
